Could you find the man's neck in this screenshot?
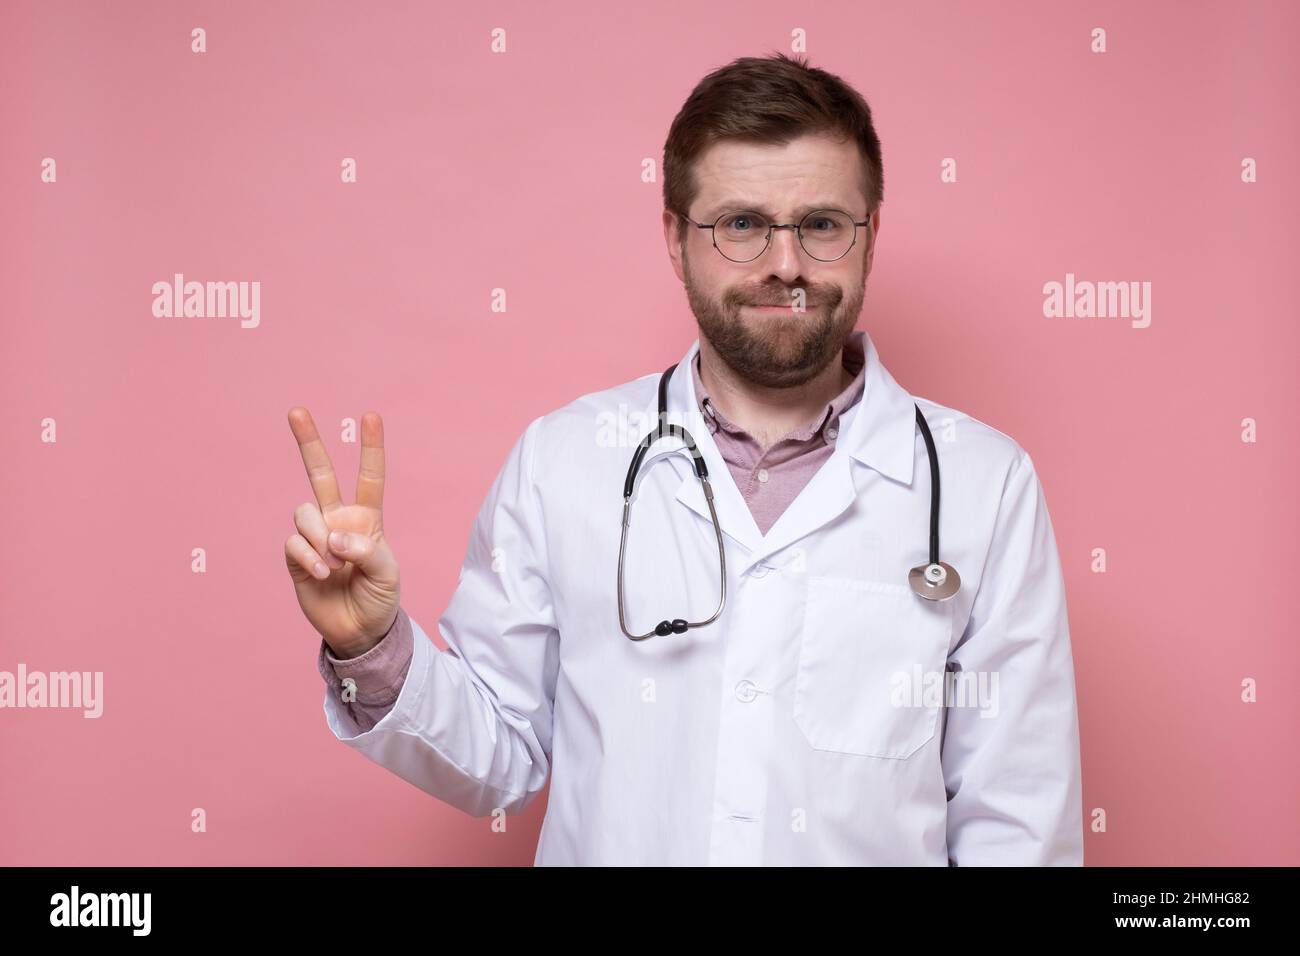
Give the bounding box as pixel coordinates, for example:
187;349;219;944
697;339;851;451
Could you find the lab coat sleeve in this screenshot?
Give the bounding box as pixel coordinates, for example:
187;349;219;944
320;415;560;819
942;450;1084;865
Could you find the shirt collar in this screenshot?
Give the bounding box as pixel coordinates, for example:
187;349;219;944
691;333;867;444
666;329;917;486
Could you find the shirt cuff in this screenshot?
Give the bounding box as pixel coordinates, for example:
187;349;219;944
316;607;414;708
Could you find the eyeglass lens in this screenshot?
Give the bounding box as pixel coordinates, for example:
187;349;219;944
713;210;858;262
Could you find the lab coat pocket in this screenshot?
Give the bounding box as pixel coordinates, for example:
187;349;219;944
794;575;953;759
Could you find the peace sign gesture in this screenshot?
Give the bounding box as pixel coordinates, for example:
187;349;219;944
284;407;401;659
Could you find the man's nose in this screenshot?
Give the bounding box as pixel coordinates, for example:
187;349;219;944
763;225;804;281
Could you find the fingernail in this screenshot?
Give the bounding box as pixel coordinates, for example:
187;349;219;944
330;531;347;550
313;561;328;578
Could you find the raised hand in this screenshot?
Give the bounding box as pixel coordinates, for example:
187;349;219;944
284;408;401;659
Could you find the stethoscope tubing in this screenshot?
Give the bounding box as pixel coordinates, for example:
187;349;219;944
618;356;960;641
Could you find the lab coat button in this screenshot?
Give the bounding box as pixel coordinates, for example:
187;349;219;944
735;679;758;702
749;563;772;578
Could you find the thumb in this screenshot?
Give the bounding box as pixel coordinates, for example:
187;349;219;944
328;530;396;581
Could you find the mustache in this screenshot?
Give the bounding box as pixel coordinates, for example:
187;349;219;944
737;296;829;307
732;288;837;308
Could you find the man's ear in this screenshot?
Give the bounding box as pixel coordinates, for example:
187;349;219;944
862;206;881;274
663;208;687;283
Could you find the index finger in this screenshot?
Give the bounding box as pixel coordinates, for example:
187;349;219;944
287;406;344;514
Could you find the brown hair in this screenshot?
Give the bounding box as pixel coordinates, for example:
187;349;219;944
662;52;884;242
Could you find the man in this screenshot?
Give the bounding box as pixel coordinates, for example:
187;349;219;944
285;53;1083;865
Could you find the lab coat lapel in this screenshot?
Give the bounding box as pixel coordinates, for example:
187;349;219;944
662;341;763;558
656;332;918;567
846;332;919;489
750;330;918;566
749;442;856;566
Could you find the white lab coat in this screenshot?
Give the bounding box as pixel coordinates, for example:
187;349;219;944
321;330;1084;865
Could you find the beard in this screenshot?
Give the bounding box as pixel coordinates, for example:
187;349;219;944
683;247;866;389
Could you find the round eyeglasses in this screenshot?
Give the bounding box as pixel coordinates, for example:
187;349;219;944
684;208;872;263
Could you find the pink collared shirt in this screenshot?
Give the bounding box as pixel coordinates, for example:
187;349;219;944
319;334;869;730
690;334;865;537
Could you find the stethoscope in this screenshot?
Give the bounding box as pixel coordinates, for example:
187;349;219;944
617;360;961;641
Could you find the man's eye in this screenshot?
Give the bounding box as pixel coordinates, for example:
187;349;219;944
722;214;763;234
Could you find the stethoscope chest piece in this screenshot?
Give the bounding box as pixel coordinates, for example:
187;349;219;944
908;561;961;601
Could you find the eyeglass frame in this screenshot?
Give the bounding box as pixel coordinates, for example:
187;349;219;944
680;207;874;262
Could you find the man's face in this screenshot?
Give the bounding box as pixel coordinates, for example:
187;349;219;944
664;132;879;389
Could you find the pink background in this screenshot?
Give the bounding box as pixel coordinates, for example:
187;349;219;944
2;0;1297;866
